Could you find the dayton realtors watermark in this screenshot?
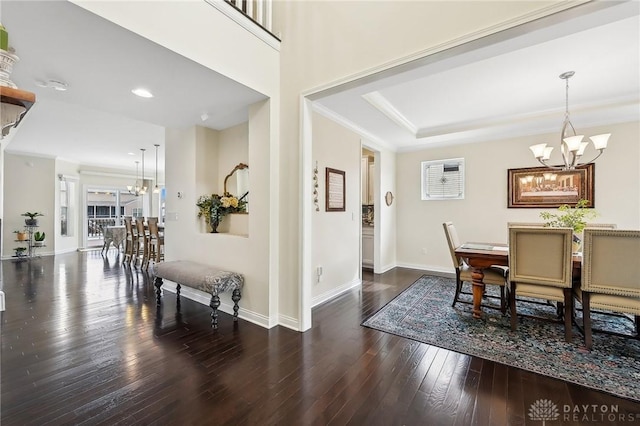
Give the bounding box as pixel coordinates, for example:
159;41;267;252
529;399;640;424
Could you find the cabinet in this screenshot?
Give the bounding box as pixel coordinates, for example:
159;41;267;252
361;157;374;205
362;225;374;268
14;225;44;259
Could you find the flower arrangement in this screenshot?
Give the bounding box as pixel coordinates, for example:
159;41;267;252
539;199;597;234
196;192;247;233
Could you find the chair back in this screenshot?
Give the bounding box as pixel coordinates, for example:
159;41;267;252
507;222;546;228
584;223;617;229
508;226;573;288
442;222;464;269
147;217;160;239
582;229;640;297
135;218;146;241
124;217;133;237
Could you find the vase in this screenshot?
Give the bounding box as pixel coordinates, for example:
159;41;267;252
209;217;220;233
572;233;582;254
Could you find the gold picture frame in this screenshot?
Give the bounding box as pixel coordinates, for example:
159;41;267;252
507;164;594;208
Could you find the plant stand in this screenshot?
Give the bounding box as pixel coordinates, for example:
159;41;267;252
14;224;44;260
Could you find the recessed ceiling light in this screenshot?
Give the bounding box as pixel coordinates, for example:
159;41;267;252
127;152;135;156
132;88;153;98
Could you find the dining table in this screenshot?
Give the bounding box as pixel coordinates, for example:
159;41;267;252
454;242;581;319
102;225;126;253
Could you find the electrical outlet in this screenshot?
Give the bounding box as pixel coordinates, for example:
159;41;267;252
316;266;323;283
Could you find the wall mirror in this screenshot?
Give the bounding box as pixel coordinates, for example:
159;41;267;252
224;163;249;212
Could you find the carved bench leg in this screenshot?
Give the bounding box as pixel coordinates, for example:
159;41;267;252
154;277;163;305
176;284;181;310
232;289;241;321
210;293;220;329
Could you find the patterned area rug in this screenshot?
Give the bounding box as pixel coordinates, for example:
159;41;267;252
362;275;640;402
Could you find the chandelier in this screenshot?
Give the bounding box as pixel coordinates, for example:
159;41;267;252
153;144;160;194
529;71;610;171
127;148;147;196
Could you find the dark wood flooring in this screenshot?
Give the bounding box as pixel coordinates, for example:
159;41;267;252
1;251;639;425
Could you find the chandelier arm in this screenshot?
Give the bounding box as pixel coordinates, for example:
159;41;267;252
536;158;566;171
577;150;605;167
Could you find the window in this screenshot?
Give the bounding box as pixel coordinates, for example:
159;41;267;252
59;176;77;236
421;158;465;200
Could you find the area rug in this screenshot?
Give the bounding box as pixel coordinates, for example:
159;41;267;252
362;275;640;402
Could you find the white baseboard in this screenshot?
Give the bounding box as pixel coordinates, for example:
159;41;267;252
312;278;361;308
374;263;396;274
277;314;300;331
159;281;271;329
394;262;455;278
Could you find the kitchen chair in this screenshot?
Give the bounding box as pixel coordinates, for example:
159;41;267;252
147;217;164;265
576;229;640;349
442;222;509;314
134;218;150;269
508;226;574;342
123;216;137;265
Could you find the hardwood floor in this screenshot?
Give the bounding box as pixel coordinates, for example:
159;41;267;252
1;251;639;425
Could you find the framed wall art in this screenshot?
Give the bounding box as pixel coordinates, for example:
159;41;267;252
507;164;594;208
325;167;345;212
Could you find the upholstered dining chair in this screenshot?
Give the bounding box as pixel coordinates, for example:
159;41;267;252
147;217;164;265
442;222;509;314
508;226;574;342
576;229;640;349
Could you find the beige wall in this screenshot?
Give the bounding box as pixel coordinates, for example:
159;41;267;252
80;0;280;327
277;0;573;325
311;112;361;305
396;121;640;273
3;153;56;258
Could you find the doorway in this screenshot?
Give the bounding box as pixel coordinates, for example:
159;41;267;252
84;188;142;249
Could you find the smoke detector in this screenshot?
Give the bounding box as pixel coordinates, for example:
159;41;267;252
35;79;68;91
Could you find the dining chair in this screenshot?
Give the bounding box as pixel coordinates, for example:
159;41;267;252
134;218;150;269
442;222;509;314
576;229;640;349
508;226;574;342
123;216;137;265
147;217;164;265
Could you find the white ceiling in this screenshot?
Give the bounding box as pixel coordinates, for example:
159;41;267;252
314;1;640;152
1;0;267;173
1;0;639;173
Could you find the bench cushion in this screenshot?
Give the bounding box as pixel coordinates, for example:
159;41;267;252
154;260;243;294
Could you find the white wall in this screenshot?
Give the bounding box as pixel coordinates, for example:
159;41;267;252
165;99;273;327
311;112;361;306
55;159;80;254
370;143;397;274
80;0;280;328
3;153;55;258
396;121;640;274
277;0;573;325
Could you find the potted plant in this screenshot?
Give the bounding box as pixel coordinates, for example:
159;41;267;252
34;231;46;246
196;192;247;233
22;212;43;226
13;229;28;241
540;199;597;252
13;247;27;257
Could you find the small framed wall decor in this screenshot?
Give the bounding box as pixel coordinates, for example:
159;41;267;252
325;167;345;212
507;163;594;208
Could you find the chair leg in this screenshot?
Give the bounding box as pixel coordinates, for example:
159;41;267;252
563;288;572;343
500;286;506;315
452;271;462;307
583;292;592;350
510;281;517;331
635;316;639;337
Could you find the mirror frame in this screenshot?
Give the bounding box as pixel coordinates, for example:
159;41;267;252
223;162;249;195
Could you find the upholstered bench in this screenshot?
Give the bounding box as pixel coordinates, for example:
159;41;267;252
153;260;244;328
